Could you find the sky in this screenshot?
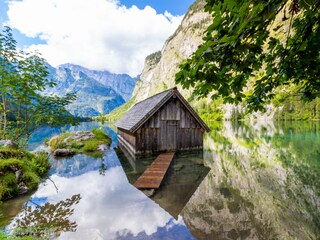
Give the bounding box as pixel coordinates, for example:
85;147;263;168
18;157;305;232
0;0;195;77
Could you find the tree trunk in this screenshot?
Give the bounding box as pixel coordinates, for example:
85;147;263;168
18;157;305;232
1;93;7;133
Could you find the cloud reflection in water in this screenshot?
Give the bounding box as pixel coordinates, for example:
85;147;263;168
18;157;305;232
31;166;192;239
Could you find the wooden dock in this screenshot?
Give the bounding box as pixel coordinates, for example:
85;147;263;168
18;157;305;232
134;152;175;189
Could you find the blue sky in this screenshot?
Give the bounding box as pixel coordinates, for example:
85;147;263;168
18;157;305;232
0;0;45;46
0;0;196;76
120;0;195;15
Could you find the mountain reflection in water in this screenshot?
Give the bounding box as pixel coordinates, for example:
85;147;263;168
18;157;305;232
1;121;319;239
181;121;320;239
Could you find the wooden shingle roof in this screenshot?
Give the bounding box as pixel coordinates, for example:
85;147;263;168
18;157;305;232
115;87;210;133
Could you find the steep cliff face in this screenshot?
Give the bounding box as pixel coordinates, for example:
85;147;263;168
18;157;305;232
131;0;211;103
105;0;212;121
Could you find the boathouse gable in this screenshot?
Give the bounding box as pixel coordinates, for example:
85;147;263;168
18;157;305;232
115;87;209;154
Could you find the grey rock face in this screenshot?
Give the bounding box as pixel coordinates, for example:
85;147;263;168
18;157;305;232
130;0;211;103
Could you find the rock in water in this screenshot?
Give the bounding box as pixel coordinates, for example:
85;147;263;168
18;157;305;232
97;144;109;152
53;149;76;157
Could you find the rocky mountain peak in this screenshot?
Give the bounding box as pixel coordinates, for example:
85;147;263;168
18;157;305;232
43;63;139;117
56;63;136;101
78;71;87;80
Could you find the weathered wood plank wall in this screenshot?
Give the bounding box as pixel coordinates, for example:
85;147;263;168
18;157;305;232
133;98;204;153
118;129;136;149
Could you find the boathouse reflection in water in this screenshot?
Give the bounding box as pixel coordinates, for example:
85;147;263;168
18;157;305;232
117;150;210;220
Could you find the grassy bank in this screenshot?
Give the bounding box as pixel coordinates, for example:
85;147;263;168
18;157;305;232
0;147;50;201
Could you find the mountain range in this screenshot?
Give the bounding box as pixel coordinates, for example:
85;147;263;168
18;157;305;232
44;64;136;117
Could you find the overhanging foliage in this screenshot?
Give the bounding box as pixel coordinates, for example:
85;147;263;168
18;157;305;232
176;0;320;111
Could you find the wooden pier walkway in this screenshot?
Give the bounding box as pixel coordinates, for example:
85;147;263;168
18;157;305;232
134;152;175;189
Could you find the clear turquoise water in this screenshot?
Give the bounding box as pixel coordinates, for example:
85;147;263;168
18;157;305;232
1;121;319;239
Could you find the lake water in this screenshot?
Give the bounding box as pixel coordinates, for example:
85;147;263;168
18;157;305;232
1;121;319;239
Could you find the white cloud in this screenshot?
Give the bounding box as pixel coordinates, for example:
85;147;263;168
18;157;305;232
10;167;179;239
7;0;183;76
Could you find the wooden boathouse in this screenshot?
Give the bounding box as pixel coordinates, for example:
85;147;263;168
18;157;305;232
115;87;210;155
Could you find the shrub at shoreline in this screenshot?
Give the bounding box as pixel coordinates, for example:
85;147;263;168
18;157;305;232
0;146;50;201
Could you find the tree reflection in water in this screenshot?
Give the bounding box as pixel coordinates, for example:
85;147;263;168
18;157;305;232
99;161;107;176
10;194;81;239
